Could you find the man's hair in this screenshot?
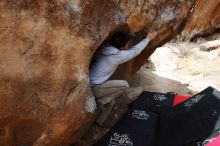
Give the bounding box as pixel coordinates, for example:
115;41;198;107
110;32;130;49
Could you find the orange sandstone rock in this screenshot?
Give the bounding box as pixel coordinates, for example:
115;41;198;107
0;0;219;145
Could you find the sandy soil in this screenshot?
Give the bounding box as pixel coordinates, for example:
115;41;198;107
150;39;220;92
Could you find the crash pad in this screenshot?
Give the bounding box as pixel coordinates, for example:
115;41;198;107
94;87;220;146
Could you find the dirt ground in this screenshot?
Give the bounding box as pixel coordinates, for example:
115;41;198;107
150;38;220;92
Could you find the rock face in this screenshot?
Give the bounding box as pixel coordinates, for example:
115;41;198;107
181;0;220;39
0;0;219;146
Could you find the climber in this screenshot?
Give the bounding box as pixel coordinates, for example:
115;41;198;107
89;31;157;126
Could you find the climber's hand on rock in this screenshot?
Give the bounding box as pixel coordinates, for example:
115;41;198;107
146;31;157;41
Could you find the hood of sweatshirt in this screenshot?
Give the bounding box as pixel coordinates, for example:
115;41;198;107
102;45;120;55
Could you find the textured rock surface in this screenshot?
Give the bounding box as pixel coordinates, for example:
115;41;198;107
181;0;220;39
0;0;219;146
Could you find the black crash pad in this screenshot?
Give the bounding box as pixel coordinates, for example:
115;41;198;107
156;87;220;146
94;87;220;146
129;91;175;113
93;109;158;146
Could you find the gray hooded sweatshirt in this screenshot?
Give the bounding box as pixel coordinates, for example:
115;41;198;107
89;39;149;86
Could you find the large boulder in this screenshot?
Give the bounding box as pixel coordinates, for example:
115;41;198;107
181;0;220;39
0;0;219;145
